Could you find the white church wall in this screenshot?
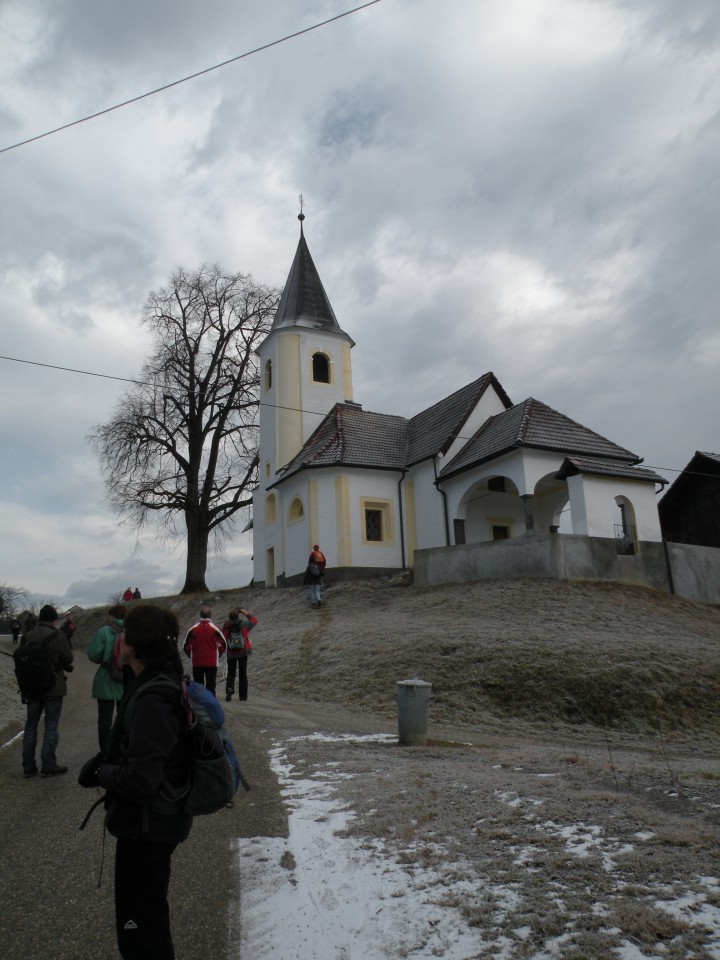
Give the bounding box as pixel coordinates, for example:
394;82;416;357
408;460;447;550
345;469;404;569
442;384;510;465
296;330;353;445
567;474;663;542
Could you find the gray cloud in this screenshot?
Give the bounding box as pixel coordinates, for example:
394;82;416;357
1;0;718;601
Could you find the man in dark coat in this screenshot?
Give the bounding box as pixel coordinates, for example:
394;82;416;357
19;604;74;778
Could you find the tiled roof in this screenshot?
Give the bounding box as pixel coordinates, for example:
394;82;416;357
659;450;720;507
270;228;349;335
407;373;512;466
439;397;640;479
274;404;408;484
272;386;647;488
555;456;667;485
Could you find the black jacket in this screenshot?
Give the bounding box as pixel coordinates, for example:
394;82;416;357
99;667;192;845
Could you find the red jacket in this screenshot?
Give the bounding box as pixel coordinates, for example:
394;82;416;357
183;618;226;667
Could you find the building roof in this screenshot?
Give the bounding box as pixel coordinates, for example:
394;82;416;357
555;456;666;485
659;450;720;508
438;397;640;480
270;222;351;338
407;373;512;467
273;403;408;485
271;382;646;490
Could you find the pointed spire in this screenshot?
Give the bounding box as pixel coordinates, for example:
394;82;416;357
270;208;345;333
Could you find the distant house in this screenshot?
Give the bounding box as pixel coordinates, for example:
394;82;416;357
659;451;720;548
252;218;667;587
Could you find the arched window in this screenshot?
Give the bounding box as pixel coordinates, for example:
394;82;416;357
264;359;272;391
288;497;304;522
614;496;638;555
312;352;330;383
264;494;276;524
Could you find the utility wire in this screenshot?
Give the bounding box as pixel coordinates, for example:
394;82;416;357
0;0;383;155
0;352;709;479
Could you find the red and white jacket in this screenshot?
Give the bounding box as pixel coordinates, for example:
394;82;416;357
183;617;226;667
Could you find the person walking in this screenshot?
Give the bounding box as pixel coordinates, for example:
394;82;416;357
132;587;142;600
11;616;21;645
87;603;126;754
18;604;74;778
182;606;226;696
122;587;133;603
221;607;257;702
60;611;76;648
306;544;327;608
78;603;193;960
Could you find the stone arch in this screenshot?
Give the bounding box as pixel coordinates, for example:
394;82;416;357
456;474;523;543
615;495;638;555
533;472;570;533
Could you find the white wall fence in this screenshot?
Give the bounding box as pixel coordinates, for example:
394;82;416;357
413;533;720;605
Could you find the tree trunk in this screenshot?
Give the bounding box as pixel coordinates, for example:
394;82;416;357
182;513;210;594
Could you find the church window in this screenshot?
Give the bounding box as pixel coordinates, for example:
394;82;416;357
365;509;383;541
312;352;330;383
264;360;272;390
288;497;304;522
492;524;510;541
360;498;394;545
264;494;276;524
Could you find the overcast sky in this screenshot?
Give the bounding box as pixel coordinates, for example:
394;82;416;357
1;0;718;610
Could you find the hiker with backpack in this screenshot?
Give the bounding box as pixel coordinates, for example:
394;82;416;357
306;544;327;608
221;607;257;702
182;606;226;696
78;603;193;960
14;604;74;778
86;603;127;754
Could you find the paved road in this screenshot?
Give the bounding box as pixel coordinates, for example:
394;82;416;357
0;641;289;960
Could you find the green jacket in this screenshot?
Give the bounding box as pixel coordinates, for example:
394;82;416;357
87;621;124;701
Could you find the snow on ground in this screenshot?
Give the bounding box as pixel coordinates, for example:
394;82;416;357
237;733;496;959
237;733;720;960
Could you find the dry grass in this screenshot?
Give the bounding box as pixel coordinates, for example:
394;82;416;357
72;576;720;735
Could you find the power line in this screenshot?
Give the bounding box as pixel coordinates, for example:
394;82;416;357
0;352;708;479
0;0;384;155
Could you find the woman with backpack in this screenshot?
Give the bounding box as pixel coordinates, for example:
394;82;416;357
87;603;126;754
79;603;192;960
221;607;256;702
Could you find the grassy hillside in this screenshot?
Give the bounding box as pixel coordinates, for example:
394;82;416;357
71;577;720;734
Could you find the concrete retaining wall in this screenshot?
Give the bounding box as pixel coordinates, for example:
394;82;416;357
413;533;720;604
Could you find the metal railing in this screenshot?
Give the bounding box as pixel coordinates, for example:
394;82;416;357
614;523;637;556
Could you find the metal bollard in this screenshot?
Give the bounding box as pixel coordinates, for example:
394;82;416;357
396;679;431;745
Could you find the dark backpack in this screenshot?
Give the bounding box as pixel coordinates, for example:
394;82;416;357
226;621;245;652
13;632;58;699
126;677;247;816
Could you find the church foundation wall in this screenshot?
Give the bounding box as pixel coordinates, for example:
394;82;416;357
413;534;720;605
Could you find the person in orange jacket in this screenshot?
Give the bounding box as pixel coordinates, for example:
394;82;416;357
306;545;326;608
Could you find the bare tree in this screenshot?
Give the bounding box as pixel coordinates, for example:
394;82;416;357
90;265;279;594
0;582;29;616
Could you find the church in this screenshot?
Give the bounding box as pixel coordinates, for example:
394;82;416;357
252;217;666;588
